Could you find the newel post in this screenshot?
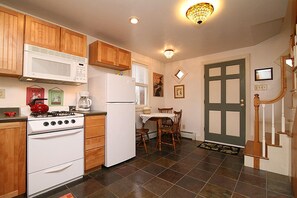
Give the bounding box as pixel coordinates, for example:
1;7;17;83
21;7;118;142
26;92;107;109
253;94;261;168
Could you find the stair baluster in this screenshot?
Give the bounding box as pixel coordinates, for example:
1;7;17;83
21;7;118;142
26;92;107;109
262;104;266;158
272;104;275;145
281;98;286;133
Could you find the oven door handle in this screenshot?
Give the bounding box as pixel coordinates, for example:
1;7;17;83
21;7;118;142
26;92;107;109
44;162;73;173
30;129;82;139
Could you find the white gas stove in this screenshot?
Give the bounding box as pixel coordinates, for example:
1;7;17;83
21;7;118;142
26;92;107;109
27;111;84;197
27;111;84;135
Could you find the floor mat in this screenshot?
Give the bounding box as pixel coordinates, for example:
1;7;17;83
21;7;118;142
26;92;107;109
198;141;240;155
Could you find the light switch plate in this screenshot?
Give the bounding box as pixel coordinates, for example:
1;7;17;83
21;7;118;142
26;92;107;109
0;89;5;99
254;84;268;91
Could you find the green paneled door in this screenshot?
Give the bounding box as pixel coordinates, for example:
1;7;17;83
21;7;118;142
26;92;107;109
204;59;246;146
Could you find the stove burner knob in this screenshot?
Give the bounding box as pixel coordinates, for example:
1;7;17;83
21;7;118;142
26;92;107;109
71;119;76;124
64;120;69;124
43;122;49;126
58;120;63;125
51;121;56;126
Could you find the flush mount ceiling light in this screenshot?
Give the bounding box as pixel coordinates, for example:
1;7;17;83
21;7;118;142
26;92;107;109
164;49;174;59
129;16;139;24
186;2;214;24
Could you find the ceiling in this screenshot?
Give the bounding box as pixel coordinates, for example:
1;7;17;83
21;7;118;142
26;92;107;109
0;0;290;63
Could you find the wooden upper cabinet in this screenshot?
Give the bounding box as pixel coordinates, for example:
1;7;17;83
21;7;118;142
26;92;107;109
25;15;60;51
0;7;24;77
89;40;131;71
60;28;87;57
89;41;117;66
0;122;26;197
118;48;131;69
100;42;118;66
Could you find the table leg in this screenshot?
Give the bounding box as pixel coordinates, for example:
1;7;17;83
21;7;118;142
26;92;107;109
157;118;162;151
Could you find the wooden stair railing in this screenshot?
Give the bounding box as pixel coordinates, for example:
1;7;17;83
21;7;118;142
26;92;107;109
252;56;287;169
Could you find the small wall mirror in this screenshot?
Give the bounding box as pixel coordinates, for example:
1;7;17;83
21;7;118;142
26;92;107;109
255;67;273;81
172;66;188;83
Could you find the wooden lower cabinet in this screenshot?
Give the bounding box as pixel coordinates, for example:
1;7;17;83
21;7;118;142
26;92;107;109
84;115;105;172
0;121;26;198
85;147;104;171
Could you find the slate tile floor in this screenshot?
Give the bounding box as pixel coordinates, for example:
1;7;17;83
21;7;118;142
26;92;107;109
35;139;294;198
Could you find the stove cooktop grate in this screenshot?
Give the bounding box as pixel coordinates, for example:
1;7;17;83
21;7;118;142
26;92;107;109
30;111;76;118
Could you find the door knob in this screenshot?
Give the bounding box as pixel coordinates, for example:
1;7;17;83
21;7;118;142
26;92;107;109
240;99;244;107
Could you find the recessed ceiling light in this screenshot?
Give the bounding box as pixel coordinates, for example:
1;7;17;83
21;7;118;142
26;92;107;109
129;16;139;24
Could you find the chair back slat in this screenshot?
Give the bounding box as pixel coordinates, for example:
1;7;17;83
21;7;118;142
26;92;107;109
172;110;182;133
158;108;173;113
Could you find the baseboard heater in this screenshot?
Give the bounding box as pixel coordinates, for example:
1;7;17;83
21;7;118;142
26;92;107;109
147;131;194;140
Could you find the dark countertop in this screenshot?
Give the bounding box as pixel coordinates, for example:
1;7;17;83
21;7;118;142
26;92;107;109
0;115;27;123
0;107;27;123
74;110;107;116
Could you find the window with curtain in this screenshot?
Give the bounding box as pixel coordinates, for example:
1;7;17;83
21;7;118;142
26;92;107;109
132;62;149;107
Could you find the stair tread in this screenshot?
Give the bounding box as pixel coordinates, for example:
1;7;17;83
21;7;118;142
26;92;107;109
277;131;293;137
243;140;269;160
265;132;281;147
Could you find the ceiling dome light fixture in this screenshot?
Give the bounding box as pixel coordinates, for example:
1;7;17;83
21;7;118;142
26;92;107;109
129;16;139;24
186;2;214;24
164;49;174;59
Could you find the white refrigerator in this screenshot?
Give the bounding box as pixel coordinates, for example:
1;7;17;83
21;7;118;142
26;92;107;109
88;73;136;167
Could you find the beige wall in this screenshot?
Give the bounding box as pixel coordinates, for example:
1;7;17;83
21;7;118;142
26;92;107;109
0;4;292;143
0;9;165;117
131;52;165;131
163;18;291;141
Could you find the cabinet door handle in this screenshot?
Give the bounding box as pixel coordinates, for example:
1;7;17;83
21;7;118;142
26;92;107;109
44;162;73;173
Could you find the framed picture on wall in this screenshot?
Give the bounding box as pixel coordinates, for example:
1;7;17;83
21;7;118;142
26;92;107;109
255;67;273;81
153;72;164;97
174;85;185;99
48;88;64;106
26;86;45;105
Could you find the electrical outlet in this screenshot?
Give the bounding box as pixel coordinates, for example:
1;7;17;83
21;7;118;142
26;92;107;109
0;89;5;99
182;124;185;129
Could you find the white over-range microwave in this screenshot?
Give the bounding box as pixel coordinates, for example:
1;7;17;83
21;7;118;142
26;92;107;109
20;44;88;85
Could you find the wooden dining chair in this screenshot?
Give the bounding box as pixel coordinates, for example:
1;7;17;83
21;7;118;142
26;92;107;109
160;110;182;151
136;125;150;153
158;107;173;113
158;107;173;127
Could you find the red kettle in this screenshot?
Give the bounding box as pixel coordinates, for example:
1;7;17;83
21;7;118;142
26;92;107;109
28;98;49;114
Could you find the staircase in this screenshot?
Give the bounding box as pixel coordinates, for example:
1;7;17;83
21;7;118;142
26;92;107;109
244;56;294;176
